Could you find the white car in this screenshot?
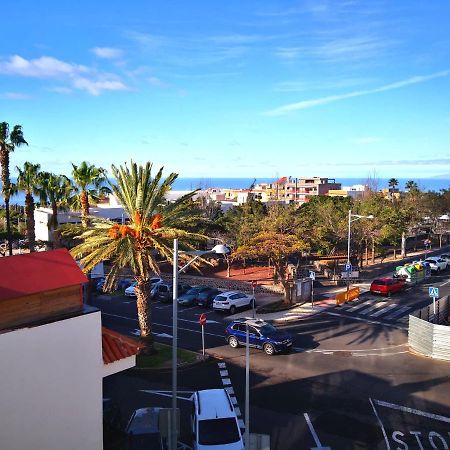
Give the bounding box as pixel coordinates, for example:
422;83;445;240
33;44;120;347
191;389;244;450
424;257;447;272
124;277;163;297
213;291;255;315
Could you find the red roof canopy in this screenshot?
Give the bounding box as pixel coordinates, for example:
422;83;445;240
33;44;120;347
0;249;88;302
102;327;141;364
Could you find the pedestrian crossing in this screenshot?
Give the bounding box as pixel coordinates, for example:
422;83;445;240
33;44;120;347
334;297;414;323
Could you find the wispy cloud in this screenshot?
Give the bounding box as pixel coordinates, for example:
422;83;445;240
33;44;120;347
352;137;381;145
0;54;128;96
325;157;450;167
0;92;31;100
263;70;450;116
147;76;167;88
275;77;373;92
91;47;124;59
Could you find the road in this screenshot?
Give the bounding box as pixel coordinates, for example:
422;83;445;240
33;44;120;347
98;271;450;449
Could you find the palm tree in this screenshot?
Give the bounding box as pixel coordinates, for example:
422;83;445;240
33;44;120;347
38;171;74;234
15;162;41;251
405;180;419;193
388;178;399;190
70;161;207;351
0;122;28;255
71;161;111;227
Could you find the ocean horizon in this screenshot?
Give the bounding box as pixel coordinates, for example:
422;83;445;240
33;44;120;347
1;176;449;206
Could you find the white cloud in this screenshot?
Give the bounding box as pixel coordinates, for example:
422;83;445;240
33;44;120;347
0;92;31;100
91;47;124;59
0;54;128;96
147;76;167;87
0;55;88;78
263;70;450;116
72;76;127;96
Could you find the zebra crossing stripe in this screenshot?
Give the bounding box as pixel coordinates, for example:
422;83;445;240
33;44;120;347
384;305;411;319
345;300;373;312
217;362;245;431
360;302;389;315
371;303;397;317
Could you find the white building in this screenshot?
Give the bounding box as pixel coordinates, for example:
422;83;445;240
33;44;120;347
0;249;140;450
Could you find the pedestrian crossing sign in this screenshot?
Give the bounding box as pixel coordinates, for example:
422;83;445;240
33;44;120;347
428;287;439;298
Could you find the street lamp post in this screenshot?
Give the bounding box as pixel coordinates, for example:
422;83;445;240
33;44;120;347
170;240;230;450
346;210;374;293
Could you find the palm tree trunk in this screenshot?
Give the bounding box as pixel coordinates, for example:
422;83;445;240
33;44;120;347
25;192;36;252
0;148;13;256
80;190;89;227
135;281;154;354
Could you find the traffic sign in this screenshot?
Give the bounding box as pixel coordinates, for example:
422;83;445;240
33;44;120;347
199;313;207;326
345;263;352;272
428;286;439;298
309;271;316;281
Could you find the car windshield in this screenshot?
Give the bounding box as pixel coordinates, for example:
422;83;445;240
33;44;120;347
425;259;435;264
198;418;240;445
186;287;202;295
372;279;385;285
259;324;278;336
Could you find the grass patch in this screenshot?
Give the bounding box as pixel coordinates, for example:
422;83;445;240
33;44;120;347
136;342;198;369
257;299;294;313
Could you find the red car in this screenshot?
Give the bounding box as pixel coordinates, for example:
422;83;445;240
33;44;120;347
370;277;405;296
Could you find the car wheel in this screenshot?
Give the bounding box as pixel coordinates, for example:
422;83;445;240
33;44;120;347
229;305;236;315
228;336;239;348
263;343;275;356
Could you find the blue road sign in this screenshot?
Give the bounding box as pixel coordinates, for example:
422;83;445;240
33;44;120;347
428;287;439;298
345;263;352;272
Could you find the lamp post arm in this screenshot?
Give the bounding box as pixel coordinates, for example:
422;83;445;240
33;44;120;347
178;254;202;273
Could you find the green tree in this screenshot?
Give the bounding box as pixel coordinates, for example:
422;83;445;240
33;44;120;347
234;231;307;303
70;161;206;351
71;161;111;227
38;171;74;232
0;122;28;255
15;162;41;251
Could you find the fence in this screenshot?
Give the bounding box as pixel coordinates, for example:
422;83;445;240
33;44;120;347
408;296;450;361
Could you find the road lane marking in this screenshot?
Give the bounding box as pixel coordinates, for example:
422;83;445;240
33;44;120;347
303;413;331;450
360;301;388;315
384;305;411;319
370;303;398;317
370;398;391;450
324;311;406;330
440;279;450;286
345;300;374;312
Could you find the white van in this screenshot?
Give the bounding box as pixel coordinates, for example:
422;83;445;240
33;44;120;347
191;389;244;450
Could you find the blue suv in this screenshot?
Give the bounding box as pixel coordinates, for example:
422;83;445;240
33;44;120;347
225;318;293;355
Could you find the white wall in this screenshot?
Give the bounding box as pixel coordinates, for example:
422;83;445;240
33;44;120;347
0;311;104;450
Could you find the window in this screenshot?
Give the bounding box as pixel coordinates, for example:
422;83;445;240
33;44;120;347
198;418;241;445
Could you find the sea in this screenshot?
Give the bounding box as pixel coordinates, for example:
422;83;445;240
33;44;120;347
1;177;449;206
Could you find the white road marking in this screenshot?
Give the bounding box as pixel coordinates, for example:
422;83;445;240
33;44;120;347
303;413;331;450
345;300;374;312
220;370;229;377
324;311;406;330
384;305;411;319
140;389;193;401
217;362;226;369
370;398;391;450
440;279;450;286
360;302;388;315
372;398;450;423
371;303;397;317
222;377;231;386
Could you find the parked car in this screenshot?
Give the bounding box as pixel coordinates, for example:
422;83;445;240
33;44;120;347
424;257;447;272
125;277;163;297
225;318;292;355
123;407;165;450
191;389;244;449
213;291;255;315
178;285;210;306
197;288;222;307
117;278;133;290
370;277;406;296
153;283;192;302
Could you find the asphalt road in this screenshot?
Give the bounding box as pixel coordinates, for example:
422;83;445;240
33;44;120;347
98;271;450;450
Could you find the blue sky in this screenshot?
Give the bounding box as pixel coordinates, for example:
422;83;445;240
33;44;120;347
1;1;449;180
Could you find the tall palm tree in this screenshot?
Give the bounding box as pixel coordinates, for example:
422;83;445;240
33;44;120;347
38;171;74;232
71;161;111;227
70;161;206;351
15;162;41;251
388;178;399;189
0;122;28;255
405;180;419;193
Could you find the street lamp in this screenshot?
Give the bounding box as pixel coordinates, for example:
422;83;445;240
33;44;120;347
170;239;230;450
346;210;374;292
